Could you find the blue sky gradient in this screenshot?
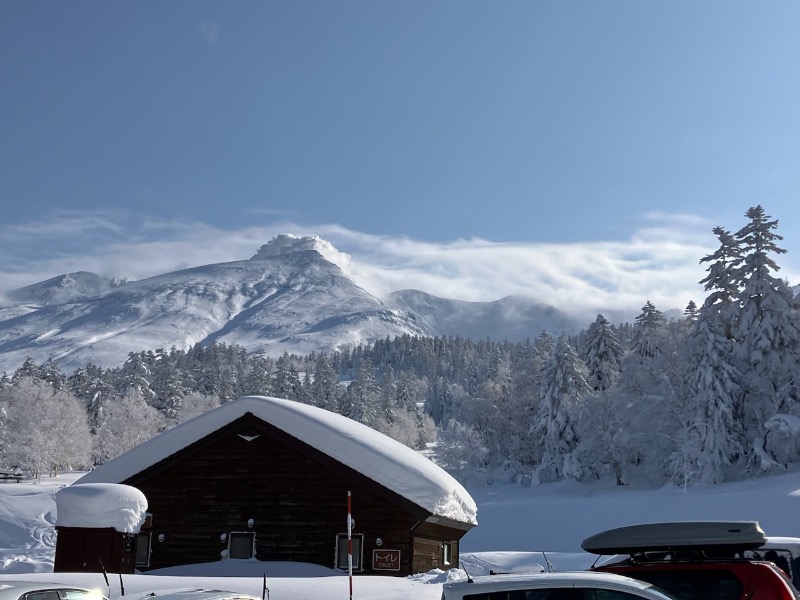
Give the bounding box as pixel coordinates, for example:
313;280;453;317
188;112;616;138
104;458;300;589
3;1;800;315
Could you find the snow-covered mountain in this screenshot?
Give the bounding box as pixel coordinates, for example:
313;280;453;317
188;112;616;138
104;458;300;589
388;289;583;342
0;235;582;374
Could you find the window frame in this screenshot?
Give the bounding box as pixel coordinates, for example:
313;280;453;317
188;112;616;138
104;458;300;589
135;531;152;567
335;533;365;571
228;531;256;560
442;541;456;567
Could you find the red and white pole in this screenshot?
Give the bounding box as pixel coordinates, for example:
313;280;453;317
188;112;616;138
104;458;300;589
347;490;353;600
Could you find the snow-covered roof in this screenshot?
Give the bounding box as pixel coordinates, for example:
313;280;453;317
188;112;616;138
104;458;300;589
77;396;477;526
55;483;148;533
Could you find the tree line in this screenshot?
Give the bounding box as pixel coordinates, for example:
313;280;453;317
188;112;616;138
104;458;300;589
1;205;798;488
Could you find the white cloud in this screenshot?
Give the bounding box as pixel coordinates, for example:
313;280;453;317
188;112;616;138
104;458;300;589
2;211;798;320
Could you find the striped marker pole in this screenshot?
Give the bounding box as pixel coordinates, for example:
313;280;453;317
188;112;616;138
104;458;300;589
348;490;353;600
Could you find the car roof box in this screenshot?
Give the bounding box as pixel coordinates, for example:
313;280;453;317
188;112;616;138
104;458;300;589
582;521;767;555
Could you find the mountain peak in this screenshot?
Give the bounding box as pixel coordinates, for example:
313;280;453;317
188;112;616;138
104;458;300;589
250;234;350;270
250;234;335;260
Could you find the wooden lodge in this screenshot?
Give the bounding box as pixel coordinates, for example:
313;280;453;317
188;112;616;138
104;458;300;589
57;396;477;576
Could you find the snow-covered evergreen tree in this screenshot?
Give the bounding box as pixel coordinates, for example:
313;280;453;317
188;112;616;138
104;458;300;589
308;354;342;411
730;205;800;469
272;354;302;401
67;363;115;432
674;225;747;483
581;314;624;392
120;352;157;404
630;301;667;358
699;226;742;339
339;358;380;426
679;306;742;483
532;336;591;482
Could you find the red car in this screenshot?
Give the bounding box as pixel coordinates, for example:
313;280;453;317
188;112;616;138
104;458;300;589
583;521;800;600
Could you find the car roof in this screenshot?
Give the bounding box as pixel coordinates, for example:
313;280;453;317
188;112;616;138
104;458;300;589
763;537;800;558
0;582;97;591
0;582;104;597
444;570;660;592
120;589;262;600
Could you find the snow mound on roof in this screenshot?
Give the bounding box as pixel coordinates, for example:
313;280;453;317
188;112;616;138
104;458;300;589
55;483;148;533
77;396;476;525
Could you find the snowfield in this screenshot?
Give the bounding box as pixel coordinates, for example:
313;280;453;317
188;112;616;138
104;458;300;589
2;470;800;599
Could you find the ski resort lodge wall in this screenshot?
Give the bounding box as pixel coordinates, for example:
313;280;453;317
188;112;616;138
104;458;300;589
55;399;476;577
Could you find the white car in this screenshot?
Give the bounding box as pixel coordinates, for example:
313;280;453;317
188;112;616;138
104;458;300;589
0;581;107;600
441;571;680;600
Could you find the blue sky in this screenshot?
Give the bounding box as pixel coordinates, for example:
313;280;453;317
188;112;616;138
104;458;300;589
3;1;800;317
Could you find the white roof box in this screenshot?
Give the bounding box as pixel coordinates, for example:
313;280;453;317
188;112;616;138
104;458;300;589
582;521;767;555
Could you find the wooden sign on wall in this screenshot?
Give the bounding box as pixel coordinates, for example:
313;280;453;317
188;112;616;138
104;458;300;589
372;549;401;571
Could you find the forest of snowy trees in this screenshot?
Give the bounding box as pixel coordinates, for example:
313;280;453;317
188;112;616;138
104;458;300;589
2;205;799;488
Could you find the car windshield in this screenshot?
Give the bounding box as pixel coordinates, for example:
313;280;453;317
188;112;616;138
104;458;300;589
62;592;107;600
642;583;685;600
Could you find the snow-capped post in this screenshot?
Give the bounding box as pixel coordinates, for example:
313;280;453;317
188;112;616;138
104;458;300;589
348;490;353;600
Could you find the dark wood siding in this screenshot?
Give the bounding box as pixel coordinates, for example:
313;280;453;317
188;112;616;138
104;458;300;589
412;521;466;573
130;418;428;574
54;528;136;573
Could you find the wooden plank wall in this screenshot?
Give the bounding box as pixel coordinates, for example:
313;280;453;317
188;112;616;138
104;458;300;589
130;421;449;575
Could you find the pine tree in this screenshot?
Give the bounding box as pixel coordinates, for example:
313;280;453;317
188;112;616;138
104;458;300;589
730;205;800;469
273;354;301;401
630;301;667;358
308;354;342;412
699;226;742;340
532;336;591;482
340;358;380;426
581;314;624;392
680;305;742;483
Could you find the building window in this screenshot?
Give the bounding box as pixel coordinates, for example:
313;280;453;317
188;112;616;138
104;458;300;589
135;531;152;567
335;533;364;571
442;541;455;567
229;532;256;559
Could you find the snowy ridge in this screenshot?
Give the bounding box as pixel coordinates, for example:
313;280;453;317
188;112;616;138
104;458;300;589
77;396;478;526
0;235;590;374
389;289;583;341
0;237;428;373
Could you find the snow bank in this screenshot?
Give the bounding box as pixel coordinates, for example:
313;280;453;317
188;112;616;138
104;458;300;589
55;483;148;533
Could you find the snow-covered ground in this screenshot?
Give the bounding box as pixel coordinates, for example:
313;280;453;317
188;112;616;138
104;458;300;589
2;470;800;600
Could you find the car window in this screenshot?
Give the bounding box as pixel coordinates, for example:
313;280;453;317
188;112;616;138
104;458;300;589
463;590;583;600
589;591;667;600
61;592;103;600
622;569;742;600
461;590;674;600
23;592;62;600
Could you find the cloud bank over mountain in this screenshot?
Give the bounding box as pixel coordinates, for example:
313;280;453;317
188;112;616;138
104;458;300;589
2;210;769;322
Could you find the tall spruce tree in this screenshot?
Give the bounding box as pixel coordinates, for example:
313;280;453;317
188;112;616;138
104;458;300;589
699;226;742;340
676;226;747;483
630;301;667;358
730;206;800;469
581;314;624;392
532;336;591;482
